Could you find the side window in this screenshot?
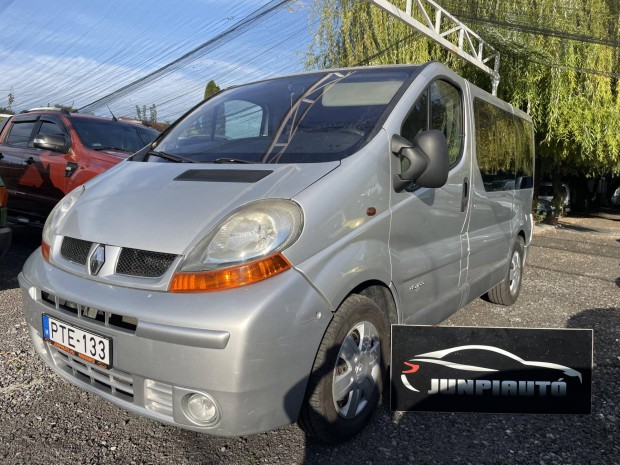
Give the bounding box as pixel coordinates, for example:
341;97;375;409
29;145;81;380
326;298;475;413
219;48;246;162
474;99;533;192
177;100;264;144
218;100;264;139
402;80;463;166
6;121;36;147
430;81;463;165
514;117;534;189
401;91;427;142
38;121;66;137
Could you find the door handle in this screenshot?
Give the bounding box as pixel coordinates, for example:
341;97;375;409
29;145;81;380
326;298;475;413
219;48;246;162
461;177;469;212
25;157;34;165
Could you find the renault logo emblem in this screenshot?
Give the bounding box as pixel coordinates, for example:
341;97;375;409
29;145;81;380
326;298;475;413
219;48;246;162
89;245;105;276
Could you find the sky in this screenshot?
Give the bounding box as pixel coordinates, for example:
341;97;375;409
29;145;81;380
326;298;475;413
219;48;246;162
0;0;316;121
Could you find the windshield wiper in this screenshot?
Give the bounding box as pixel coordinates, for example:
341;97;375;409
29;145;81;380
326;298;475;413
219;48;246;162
213;158;254;164
93;146;129;152
148;150;195;163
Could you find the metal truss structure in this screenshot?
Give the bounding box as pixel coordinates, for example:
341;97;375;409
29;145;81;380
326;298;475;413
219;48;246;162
365;0;501;95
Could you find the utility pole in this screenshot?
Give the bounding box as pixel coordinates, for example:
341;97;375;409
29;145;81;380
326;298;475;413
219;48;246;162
364;0;500;95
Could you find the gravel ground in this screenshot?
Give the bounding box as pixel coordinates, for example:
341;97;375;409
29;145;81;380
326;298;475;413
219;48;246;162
0;212;618;465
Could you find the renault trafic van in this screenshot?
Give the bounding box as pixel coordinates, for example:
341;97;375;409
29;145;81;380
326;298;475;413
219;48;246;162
19;62;534;443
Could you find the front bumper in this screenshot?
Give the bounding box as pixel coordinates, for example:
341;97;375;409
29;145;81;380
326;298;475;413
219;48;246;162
19;250;331;436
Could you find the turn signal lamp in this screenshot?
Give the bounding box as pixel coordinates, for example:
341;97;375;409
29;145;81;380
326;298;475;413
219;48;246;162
170;253;291;293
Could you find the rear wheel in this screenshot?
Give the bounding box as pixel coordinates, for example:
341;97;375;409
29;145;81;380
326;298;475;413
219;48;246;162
298;294;389;443
486;237;525;305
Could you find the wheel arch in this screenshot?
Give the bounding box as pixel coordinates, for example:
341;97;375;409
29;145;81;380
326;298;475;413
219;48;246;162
349;280;399;326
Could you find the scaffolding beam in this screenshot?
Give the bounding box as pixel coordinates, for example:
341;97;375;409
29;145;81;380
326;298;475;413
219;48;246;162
365;0;500;95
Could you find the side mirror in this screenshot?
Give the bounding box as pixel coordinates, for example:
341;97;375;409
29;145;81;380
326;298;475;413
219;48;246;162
33;134;70;153
391;130;449;192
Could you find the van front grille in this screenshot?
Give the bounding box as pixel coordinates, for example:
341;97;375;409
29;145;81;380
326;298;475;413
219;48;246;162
60;237;93;265
116;247;177;278
59;237;177;279
50;348;134;401
40;291;137;333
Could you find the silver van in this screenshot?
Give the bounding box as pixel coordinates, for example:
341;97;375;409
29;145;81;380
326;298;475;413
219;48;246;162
19;62;534;443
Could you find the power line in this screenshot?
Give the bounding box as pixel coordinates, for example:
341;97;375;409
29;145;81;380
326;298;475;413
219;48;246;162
453;14;620;49
528;58;620;80
79;0;294;114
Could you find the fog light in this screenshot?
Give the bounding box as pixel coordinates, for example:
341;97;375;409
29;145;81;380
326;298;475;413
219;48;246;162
183;392;220;426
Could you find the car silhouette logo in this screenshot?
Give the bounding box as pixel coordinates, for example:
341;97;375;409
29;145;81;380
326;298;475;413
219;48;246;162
400;344;582;393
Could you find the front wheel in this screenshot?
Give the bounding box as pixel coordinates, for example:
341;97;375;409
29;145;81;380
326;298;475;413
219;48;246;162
486;237;525;306
298;294;389;443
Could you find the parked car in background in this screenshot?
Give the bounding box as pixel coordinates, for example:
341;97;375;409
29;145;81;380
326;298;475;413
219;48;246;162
0;176;11;260
536;198;554;220
539;182;571;213
0;109;158;226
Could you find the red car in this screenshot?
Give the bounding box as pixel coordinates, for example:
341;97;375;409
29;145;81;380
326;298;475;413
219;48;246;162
0;109;158;225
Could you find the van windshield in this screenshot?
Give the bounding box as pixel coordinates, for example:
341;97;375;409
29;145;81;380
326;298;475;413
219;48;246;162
153;68;415;163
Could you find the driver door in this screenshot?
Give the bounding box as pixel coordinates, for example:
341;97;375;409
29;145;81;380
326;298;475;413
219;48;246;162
389;78;470;324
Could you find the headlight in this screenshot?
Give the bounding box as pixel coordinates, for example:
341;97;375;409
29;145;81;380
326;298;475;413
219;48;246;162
170;200;303;292
41;186;84;261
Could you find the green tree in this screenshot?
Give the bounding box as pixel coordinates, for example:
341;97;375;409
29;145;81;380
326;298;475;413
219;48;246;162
135;104;158;123
204;80;220;100
7;87;14;112
308;0;620;185
136;104;149;121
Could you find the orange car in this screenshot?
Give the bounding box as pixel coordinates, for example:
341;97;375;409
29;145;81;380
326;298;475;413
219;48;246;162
0;109;158;226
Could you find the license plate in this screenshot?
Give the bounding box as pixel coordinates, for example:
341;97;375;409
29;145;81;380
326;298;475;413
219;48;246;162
42;314;112;369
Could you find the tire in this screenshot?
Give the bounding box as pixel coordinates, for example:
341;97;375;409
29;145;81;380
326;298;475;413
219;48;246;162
486;237;525;306
298;294;389;443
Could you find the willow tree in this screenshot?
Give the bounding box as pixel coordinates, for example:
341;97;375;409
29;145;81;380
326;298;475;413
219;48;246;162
307;0;620;190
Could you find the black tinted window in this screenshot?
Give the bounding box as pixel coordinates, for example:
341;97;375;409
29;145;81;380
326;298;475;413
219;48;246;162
539;185;554;197
136;126;158;145
7;121;36;147
514;116;534;187
71;118;152;153
38;121;65;137
402;80;463;166
474;98;533;192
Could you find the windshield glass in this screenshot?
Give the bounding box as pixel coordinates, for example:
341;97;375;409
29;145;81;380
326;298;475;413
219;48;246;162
71;117;158;153
153;68;415;163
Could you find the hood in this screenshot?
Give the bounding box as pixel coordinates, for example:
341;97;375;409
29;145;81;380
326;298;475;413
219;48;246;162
58;161;339;255
87;148;133;162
